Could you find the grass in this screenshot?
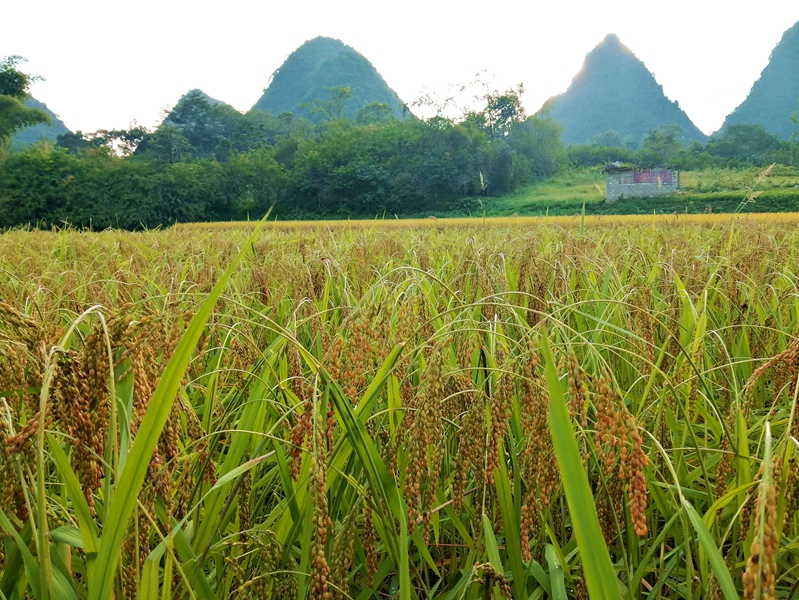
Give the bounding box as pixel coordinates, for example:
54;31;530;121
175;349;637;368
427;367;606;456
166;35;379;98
1;217;798;599
680;165;799;193
474;166;799;217
497;170;606;213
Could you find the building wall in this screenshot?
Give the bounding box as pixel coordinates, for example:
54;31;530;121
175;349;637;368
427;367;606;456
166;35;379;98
606;169;679;201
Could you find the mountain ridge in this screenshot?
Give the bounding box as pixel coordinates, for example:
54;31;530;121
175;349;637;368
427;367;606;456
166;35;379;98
541;33;707;146
720;19;799;139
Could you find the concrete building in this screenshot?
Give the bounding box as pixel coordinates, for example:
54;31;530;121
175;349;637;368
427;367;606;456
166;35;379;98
605;165;679;201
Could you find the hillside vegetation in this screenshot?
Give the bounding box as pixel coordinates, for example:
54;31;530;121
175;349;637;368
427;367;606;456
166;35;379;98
0;82;572;228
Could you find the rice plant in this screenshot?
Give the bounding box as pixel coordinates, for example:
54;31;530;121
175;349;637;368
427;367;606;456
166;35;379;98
0;218;798;599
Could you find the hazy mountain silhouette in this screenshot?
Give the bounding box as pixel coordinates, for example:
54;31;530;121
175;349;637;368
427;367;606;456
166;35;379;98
252;36;407;120
720;20;799;139
541;34;706;145
11;97;70;147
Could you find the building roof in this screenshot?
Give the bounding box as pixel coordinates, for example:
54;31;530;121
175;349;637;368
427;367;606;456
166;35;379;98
604;163;674;173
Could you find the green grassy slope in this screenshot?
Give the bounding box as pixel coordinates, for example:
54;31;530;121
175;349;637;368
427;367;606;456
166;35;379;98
475;166;799;216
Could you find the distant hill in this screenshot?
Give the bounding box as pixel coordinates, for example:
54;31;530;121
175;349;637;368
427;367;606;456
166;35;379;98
541;34;707;146
720;20;799;139
252;36;407;120
11;97;70;147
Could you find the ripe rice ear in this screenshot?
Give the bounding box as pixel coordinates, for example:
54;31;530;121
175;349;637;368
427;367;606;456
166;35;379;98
88;218;269;600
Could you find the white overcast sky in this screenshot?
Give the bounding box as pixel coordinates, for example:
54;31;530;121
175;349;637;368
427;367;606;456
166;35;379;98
4;0;799;136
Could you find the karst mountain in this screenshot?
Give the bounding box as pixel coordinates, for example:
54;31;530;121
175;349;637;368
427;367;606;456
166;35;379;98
11;97;69;147
541;33;707;145
720;19;799;139
252;36;407;121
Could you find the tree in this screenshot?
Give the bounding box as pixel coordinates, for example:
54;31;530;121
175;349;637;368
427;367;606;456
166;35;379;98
567;143;635;167
706;123;785;166
325;86;352;121
463;83;526;141
302;86;353;121
56;124;150;156
0;56;49;151
482;84;526;140
143;125;192;163
355;102;393;125
507;116;567;180
593;130;625;148
56;131;104;154
103;123;151;156
161;90;245;158
639;124;684;165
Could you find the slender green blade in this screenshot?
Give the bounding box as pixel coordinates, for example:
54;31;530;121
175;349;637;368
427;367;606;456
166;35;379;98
481;514;503;573
50;546;79;600
683;500;738;600
495;454;527;599
539;327;620;599
49;526;83;548
46;434;99;555
139;543;167;600
545;544;567;600
326;375;411;600
0;509;42;599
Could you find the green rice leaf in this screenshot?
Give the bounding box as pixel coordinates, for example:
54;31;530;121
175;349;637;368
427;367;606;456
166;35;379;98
683;499;738;600
481;514;503;573
545;544;567;600
46;434;99;556
49;526;83;548
539;326;620;600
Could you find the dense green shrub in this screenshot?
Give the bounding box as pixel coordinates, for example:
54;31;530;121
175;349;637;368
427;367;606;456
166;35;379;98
1;107;569;227
0;145;288;229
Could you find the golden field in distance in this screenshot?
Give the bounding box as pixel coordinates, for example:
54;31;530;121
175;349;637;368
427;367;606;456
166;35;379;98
177;211;799;230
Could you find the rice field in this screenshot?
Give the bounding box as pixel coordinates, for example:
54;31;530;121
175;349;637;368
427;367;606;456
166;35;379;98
1;216;798;599
177;211;799;230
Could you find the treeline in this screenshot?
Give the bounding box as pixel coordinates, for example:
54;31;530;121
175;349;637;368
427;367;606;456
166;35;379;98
3;84;799;229
0;88;568;229
569;122;799;170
